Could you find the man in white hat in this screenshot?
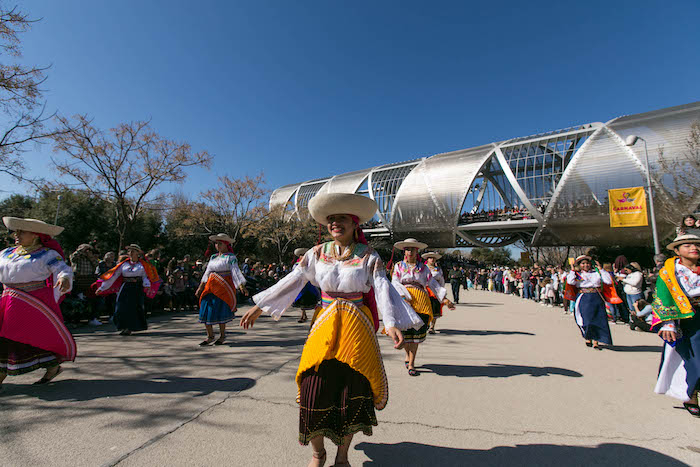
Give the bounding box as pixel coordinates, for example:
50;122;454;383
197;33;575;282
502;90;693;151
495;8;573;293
652;233;700;417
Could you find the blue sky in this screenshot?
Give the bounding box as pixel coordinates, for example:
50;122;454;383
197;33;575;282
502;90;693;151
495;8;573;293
2;0;699;202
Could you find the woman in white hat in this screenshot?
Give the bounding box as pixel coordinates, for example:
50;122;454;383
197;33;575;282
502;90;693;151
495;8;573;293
240;192;422;467
566;255;613;349
0;217;76;386
194;234;248;345
392;239;455;375
652;233;700;417
422;252;447;335
291;247;319;323
95;244;160;335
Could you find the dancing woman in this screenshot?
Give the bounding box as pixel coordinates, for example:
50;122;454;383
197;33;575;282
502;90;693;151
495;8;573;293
392;239;455;376
652;233;700;417
422;251;446;334
195;233;248;346
240;193;422;467
0;217;75;386
95;244;160;335
566;255;613;349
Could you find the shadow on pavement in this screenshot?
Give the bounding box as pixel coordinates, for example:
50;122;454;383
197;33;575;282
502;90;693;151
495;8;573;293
7;376;255;401
354;442;688;466
437;329;535;337
459;302;501;307
608;345;662;353
421;363;582;378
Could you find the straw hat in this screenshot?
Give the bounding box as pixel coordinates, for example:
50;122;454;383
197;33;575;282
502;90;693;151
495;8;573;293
294;247;309;257
125;244;143;253
2;217;64;237
421;251;442;260
209;233;234;244
307;193;378;225
574;255;592;265
394;238;428;251
667;233;700;250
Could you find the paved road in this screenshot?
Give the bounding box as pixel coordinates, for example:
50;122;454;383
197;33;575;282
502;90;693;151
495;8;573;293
1;291;698;466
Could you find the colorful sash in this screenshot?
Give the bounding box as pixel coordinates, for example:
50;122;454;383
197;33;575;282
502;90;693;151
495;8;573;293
93;259;162;299
199;272;237;311
651;257;696;327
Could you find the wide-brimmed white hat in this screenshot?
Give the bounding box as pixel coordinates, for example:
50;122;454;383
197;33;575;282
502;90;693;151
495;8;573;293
2;217;64;237
209;233;234;244
125;244;143;253
574;254;592;265
394;238;428;251
294;247;309;257
307;193;378;225
421;251;442;260
667;233;700;250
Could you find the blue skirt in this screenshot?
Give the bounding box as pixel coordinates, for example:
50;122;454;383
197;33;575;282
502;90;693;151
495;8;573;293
199;293;234;325
114;281;148;331
677;313;700;397
574;292;613;345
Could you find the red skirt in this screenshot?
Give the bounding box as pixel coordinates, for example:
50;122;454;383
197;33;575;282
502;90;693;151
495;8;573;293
0;286;76;375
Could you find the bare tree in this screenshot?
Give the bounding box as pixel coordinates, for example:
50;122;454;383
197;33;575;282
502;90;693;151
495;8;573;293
249;204;318;264
655;120;700;226
51;115;212;249
0;4;73;182
200;173;268;245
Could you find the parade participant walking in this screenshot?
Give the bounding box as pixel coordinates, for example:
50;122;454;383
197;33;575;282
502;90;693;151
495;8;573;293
652;233;700;417
194;233;248;346
448;264;464;304
0;217;75;386
291;247;319;323
566;255;614;349
423;252;446;334
240;193;422;467
392;239;455;375
95;244;160;336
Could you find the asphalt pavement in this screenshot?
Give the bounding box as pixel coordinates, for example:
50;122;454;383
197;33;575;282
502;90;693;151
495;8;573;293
1;290;698;466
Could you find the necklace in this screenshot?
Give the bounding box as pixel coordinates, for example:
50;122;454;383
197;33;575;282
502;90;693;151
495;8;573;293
15;243;42;256
330;242;356;261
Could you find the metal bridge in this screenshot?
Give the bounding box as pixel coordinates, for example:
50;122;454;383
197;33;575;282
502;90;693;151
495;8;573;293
270;102;700;248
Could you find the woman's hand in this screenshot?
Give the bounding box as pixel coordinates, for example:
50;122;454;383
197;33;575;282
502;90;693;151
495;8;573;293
385;326;404;349
240;305;263;329
660;330;677;342
444;299;456;310
195;284;205;298
55;276;71;294
239;285;249;296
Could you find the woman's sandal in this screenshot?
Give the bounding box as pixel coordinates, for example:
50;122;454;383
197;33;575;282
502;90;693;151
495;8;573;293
199;337;216;346
214;337;226;345
408;368;419;376
311;448;326;466
683;402;700;417
585;341;592;347
404;361;409;369
34;366;63;385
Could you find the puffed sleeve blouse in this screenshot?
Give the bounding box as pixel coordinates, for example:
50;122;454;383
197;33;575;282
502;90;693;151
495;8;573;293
566;269;613;288
0;246;74;301
201;253;246;287
391;261;448;301
97;260;151;292
253;242;423;330
427;265;446;287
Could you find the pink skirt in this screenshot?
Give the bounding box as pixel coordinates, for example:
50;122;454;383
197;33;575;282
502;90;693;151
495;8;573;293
0;286;77;367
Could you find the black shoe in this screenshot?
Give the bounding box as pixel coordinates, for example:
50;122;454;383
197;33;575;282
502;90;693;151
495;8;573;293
629;324;636;331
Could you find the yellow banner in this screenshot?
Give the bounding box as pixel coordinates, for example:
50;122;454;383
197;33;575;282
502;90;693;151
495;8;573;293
608;186;649;228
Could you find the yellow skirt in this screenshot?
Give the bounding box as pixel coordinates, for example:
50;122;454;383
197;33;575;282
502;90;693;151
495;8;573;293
296;299;388;410
406;286;433;322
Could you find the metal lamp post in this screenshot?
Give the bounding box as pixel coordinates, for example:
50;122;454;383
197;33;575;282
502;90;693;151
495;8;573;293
55;194;62;225
625;135;661;255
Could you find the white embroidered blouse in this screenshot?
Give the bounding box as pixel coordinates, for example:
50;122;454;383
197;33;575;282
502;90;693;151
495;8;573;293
0;246;73;300
566;270;613;288
427;265;446;287
392;261;447;302
97;261;151;292
253;242;423;330
201;253;246;287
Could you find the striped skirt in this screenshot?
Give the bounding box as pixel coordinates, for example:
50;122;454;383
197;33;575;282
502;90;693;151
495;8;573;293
401;286;432;343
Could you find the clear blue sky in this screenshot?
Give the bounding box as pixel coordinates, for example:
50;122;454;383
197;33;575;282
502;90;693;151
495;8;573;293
2;0;699;200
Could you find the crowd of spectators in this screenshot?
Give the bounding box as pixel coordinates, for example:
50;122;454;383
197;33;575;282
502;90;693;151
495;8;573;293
459;206;533;224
